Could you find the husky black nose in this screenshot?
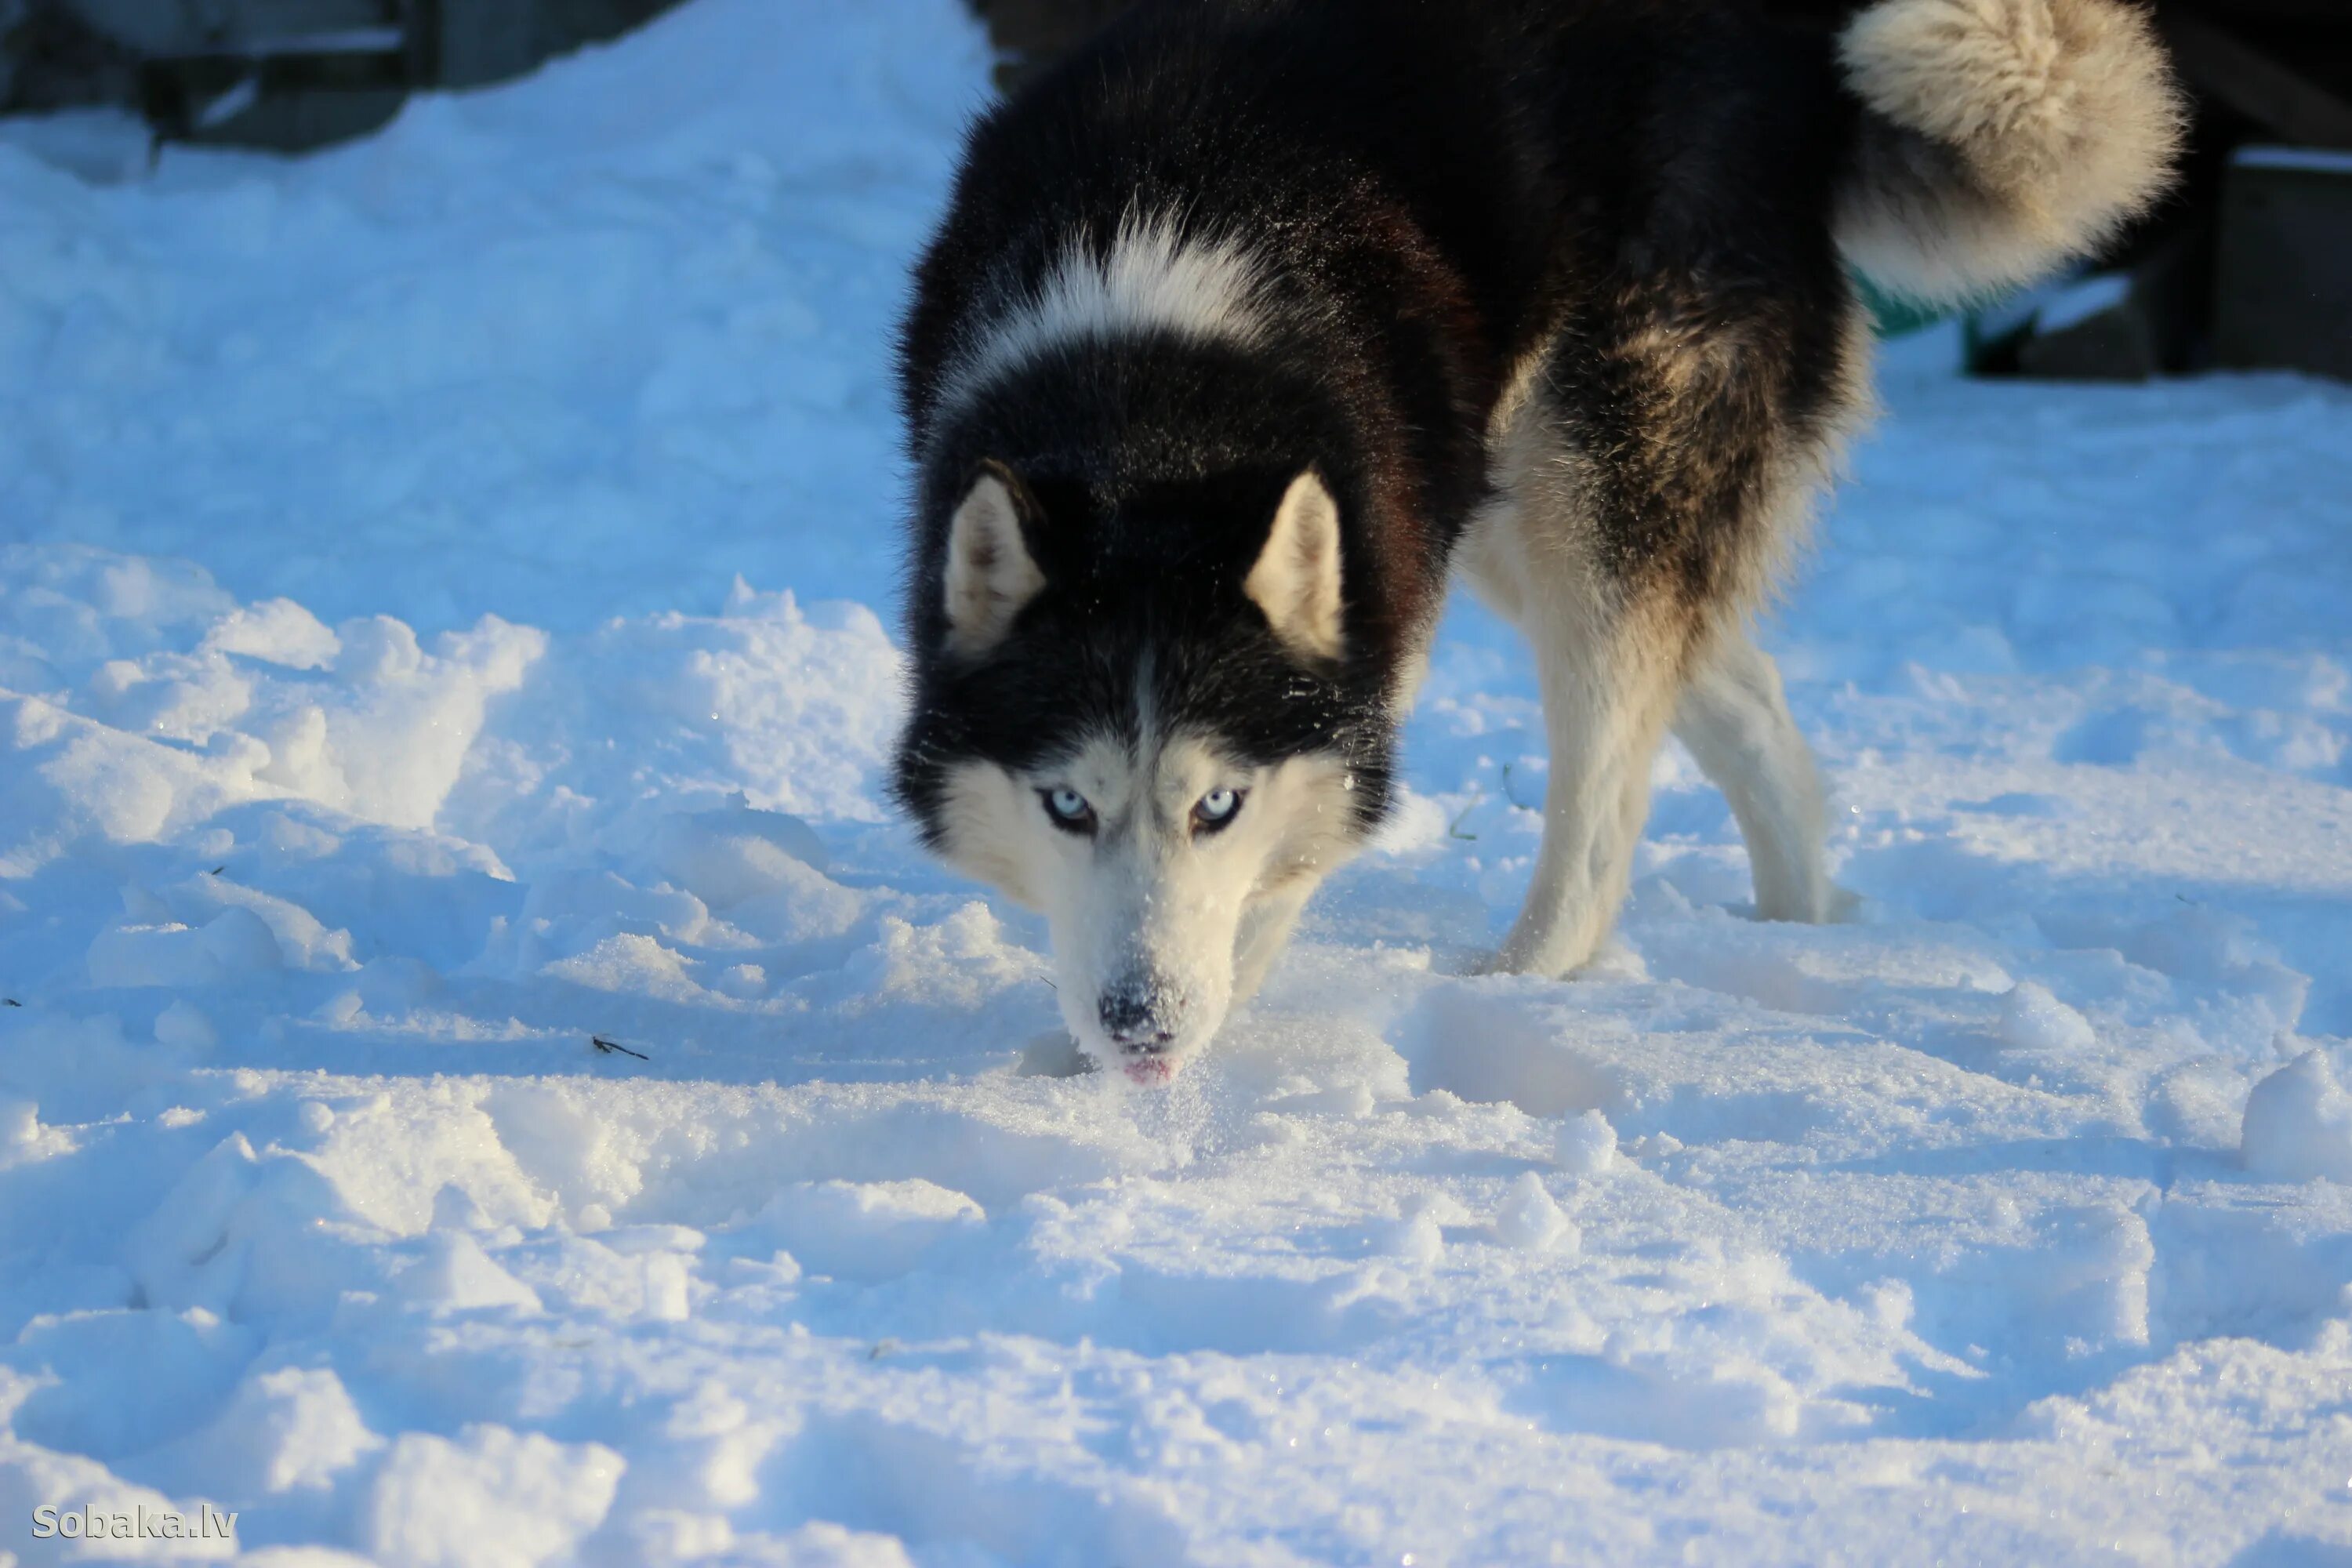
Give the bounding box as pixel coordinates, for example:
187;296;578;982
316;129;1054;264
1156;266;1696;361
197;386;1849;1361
1098;982;1173;1049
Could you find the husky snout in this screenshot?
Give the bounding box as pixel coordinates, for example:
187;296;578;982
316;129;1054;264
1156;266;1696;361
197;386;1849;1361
1098;973;1179;1051
1058;898;1235;1066
1063;954;1225;1071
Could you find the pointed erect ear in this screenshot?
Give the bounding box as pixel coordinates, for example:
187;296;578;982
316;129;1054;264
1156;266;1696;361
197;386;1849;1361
942;463;1046;656
1245;469;1345;662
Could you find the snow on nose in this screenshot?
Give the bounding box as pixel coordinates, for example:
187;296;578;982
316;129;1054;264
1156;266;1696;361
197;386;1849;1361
1098;977;1177;1049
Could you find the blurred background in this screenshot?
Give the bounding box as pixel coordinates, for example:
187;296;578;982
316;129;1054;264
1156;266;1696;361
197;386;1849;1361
3;0;2347;381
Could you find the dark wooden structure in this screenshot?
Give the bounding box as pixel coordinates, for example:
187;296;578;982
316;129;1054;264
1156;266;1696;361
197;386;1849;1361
1;0;685;147
5;0;2346;377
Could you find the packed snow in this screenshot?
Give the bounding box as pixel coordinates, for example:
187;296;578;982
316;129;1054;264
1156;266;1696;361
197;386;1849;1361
3;2;2351;1563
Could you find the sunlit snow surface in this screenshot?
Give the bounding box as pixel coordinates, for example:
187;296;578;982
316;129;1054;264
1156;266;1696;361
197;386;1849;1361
5;3;2352;1563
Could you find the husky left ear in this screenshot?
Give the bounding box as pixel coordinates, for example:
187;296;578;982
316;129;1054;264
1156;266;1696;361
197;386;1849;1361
1246;469;1345;662
943;463;1046;656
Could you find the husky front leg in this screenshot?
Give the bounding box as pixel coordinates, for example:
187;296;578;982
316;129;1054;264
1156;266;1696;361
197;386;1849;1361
1492;598;1688;977
1231;880;1316;1007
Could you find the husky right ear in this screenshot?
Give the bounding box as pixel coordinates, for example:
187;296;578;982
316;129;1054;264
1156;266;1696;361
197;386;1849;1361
942;463;1046;656
1246;469;1345;662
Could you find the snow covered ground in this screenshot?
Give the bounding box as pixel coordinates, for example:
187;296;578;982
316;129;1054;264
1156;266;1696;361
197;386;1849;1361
4;2;2351;1563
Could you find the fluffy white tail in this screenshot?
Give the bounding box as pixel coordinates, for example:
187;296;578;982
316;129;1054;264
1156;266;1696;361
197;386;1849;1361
1835;0;2185;303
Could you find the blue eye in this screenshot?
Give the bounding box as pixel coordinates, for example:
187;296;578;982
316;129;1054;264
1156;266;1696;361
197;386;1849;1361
1192;788;1243;833
1041;786;1094;833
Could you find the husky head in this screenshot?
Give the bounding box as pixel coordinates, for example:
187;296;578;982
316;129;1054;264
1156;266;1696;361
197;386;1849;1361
895;459;1393;1076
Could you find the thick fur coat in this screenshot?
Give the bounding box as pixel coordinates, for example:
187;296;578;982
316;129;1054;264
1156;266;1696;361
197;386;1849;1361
893;0;2180;1076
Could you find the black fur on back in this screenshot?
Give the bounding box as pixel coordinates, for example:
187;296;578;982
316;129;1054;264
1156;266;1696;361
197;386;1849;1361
893;0;1866;840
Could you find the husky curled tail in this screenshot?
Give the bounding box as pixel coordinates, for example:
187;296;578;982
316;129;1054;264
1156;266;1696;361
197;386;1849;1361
1836;0;2184;302
894;0;2181;1078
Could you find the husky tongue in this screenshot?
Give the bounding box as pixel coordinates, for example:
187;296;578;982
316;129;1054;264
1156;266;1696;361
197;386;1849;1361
1124;1055;1177;1086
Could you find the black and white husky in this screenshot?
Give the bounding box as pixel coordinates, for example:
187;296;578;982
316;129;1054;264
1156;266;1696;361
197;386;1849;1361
893;0;2179;1079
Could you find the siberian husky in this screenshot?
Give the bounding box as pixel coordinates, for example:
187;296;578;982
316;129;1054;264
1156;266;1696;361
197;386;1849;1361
892;0;2180;1079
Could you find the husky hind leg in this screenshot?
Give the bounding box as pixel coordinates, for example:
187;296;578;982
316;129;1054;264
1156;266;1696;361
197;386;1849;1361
1674;626;1833;924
